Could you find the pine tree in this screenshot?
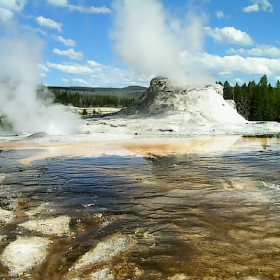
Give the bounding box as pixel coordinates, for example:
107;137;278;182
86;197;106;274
259;75;269;120
223;81;233;100
259;74;268;87
250;85;263;121
267;83;276;120
234;83;242;114
238;82;250;119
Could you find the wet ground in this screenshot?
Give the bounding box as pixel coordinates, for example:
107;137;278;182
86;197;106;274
1;137;280;279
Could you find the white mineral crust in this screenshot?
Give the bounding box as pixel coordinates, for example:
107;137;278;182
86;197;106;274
0;236;51;276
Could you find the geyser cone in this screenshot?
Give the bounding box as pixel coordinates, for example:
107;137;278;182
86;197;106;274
118;77;246;124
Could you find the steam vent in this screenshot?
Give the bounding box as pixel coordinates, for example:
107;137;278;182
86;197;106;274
118;77;246;124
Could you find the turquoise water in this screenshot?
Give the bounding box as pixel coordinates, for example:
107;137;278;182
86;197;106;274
1;143;280;279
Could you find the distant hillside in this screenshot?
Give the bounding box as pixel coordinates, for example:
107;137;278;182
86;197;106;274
43;85;148;108
47;85;147;99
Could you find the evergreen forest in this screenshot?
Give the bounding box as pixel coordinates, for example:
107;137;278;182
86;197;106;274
45;74;280;122
219;75;280;121
49;89;136;108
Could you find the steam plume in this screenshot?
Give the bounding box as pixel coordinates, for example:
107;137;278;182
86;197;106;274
0;29;80;135
112;0;214;86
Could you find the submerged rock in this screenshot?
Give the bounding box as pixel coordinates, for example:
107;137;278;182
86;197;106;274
89;267;114;280
25;202;56;217
0;235;6;242
65;234;135;279
0;174;6;184
19;215;71;236
0;208;15;225
73;234;134;270
0;236;51;276
66;267;114;280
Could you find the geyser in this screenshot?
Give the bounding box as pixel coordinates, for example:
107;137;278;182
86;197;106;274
112;0;214;86
0;31;80;135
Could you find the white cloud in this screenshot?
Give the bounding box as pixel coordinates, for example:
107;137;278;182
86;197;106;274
56;35;76;47
0;0;27;22
257;0;273;11
63;78;89;86
37;63;49;73
94;67;149;87
47;62;93;75
37;63;49;78
87;60;102;67
35;28;48;36
68;5;112;14
72;78;88;85
87;53;280;86
0;7;14;21
243;3;259;12
227;45;280;57
53;48;83;60
46;60;149;87
46;0;112;14
248;46;280;57
47;51;280;87
227;48;243;55
234;78;245;85
0;0;26;12
205;27;254;46
47;0;68;7
22;24;50;37
36;16;62;32
243;0;273;12
180;51;280;78
216;10;225;19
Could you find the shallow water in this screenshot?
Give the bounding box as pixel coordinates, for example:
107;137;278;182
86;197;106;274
1;139;280;279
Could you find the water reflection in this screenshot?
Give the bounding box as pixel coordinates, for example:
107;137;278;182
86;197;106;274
0;140;280;279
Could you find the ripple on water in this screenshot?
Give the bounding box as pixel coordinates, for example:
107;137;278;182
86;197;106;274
0;148;280;279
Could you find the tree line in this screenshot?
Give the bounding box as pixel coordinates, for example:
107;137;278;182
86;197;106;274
49;89;136;108
44;75;280;122
218;75;280;121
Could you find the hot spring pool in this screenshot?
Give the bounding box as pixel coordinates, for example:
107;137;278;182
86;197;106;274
0;137;280;279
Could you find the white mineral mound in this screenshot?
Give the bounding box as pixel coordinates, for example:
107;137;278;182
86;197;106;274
118;77;245;124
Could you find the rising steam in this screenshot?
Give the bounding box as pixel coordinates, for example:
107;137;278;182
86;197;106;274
0;30;80;135
112;0;214;86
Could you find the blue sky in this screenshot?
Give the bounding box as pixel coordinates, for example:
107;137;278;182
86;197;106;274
0;0;280;87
